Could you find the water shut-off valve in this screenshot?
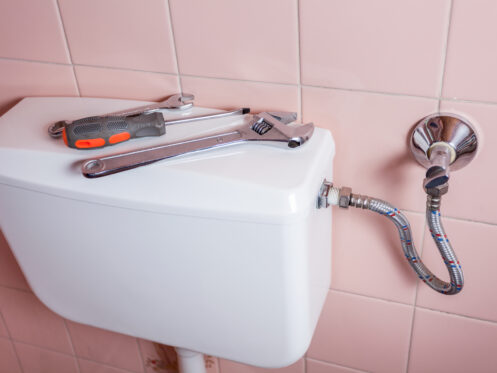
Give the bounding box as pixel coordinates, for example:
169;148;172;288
318;114;478;295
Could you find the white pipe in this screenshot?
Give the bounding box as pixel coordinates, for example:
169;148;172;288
175;347;207;373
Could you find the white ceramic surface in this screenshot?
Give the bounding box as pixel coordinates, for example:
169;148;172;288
0;97;335;367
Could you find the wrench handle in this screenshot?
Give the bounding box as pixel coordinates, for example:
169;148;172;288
82;130;244;178
63;112;165;149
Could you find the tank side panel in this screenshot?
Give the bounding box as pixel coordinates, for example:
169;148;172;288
0;184;300;366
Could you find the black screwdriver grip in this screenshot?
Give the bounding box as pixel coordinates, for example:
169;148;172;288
63;112;165;149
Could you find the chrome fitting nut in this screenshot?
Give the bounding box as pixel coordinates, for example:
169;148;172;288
425;183;449;198
338;187;352;208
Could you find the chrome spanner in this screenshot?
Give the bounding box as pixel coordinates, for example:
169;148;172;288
107;92;194;117
48;93;195;138
81;112;314;178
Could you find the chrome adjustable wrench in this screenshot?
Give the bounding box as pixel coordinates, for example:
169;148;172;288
81;112;314;178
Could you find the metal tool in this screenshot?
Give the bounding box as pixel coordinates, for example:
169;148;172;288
51;105;250;150
48;93;195;139
81;112;314;178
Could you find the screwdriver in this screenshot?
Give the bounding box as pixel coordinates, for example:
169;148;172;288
57;108;250;149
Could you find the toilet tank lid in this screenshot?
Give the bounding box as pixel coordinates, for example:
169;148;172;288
0;97;335;224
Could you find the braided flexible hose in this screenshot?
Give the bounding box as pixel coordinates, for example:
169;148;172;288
328;189;464;295
367;196;463;294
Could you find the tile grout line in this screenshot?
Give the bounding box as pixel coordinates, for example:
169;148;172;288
330;288;413;307
165;0;183;94
441;96;497;107
5;49;497;110
217;357;224;373
0;56;179;77
0;284;32;294
404;215;427;373
303;83;438;101
77;356;141;373
415;305;497;326
440;214;497;227
0;56;71;67
437;0;454;112
134;338;148;373
75;63;178;77
400;207;497;228
54;0;81;96
306;357;370;373
0;309;25;373
10;342;26;373
180;72;299;88
6;338;140;373
329;287;497;326
62;319;81;373
296;0;303;121
214;357;221;373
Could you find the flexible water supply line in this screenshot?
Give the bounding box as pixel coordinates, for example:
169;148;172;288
323;184;463;295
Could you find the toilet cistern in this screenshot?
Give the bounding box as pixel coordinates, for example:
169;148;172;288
0;97;335;369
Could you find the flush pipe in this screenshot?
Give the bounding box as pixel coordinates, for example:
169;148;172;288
318;114;478;295
175;348;206;373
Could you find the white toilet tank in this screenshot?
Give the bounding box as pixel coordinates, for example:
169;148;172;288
0;97;335;367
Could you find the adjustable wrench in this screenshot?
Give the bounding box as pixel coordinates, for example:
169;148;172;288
81;112;314;178
48;93;195;139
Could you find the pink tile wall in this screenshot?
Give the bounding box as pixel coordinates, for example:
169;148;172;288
0;1;496;373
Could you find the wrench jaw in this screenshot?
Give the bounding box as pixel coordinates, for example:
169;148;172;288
265;111;298;125
246;113;315;148
162;93;195;111
287;123;314;148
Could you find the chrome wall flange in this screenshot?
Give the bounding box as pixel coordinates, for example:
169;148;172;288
410;113;478;171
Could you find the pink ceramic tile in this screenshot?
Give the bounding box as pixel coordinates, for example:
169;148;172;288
79;359;137;373
59;0;177;73
67;321;142;372
0;0;69;63
0;59;78;116
219;358;303;373
0;338;21;373
302;86;437;212
181;76;299;116
0;287;72;353
139;340;178;373
408;308;497;373
417;219;497;322
443;1;497;102
15;342;78;373
307;291;412;373
332;208;424;304
300;0;450;96
170;0;299;84
306;359;365;373
75;66;180;101
439;100;497;224
0;231;29;291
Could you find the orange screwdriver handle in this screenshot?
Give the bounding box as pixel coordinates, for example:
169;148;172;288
63;112;165;149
